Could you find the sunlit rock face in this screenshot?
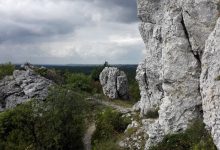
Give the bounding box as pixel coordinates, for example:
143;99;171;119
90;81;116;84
100;67;129;100
136;0;220;149
0;64;53;111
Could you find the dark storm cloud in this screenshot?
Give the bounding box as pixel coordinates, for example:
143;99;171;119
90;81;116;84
0;20;77;44
94;0;138;23
0;0;144;64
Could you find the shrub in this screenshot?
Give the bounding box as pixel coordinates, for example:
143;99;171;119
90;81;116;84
65;73;93;92
0;63;15;80
149;119;217;150
0;86;88;150
128;80;141;103
92;108;130;142
90;61;109;81
34;68;64;84
92;108;130;150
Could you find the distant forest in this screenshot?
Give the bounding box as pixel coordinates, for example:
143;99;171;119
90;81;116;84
15;64;138;81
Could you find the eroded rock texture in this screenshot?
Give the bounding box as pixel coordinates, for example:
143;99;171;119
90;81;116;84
100;67;129;100
201;18;220;149
0;65;53;111
136;0;220;149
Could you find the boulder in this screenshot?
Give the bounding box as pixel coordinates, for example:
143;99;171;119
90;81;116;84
99;67;129;100
0;64;53;111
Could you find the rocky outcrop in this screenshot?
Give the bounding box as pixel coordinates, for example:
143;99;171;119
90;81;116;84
99;67;129;100
136;0;220;149
0;64;53;111
201;18;220;149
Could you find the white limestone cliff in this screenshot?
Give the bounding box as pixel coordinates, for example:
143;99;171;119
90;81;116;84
136;0;220;149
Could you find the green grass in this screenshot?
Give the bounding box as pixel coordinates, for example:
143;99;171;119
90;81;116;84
92;139;122;150
149;119;217;150
111;99;134;108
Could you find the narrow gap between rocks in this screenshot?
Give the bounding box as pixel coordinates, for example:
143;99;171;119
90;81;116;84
181;13;202;66
181;12;203;115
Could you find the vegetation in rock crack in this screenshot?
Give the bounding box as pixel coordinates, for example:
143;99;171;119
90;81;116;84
0;63;15;80
149;119;217;150
145;108;159;119
215;75;220;81
92;108;131;150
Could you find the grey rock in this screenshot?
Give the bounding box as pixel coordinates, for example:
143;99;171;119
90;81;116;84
200;18;220;149
136;0;220;149
99;67;129;100
0;64;53;111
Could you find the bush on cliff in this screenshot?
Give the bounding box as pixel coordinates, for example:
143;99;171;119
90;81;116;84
149;119;217;150
0;63;15;80
0;86;87;150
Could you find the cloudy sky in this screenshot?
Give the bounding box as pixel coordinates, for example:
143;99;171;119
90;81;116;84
0;0;145;64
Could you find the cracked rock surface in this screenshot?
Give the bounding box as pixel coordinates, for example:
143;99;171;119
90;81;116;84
136;0;220;149
0;64;53;111
99;67;129;100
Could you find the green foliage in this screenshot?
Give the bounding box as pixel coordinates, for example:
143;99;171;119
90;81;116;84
65;73;93;93
91;61;109;81
149;119;217;150
145;109;159;119
0;86;87;150
215;75;220;81
128;80;141;103
65;72;103;94
34;67;64;84
92;140;121;150
92;108;131;142
0;63;15;80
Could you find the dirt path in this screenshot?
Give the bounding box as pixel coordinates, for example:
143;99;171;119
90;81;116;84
83;97;132;150
83;122;96;150
86;97;132;114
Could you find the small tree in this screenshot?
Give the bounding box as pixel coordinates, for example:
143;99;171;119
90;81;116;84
91;61;109;81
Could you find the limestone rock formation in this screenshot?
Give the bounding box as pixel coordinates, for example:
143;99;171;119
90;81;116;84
99;67;129;100
136;0;220;149
0;64;53;111
201;18;220;149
